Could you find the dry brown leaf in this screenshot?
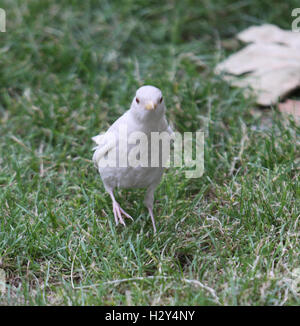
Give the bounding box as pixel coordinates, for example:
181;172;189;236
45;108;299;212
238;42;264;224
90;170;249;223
215;24;300;106
221;38;240;50
278;100;300;125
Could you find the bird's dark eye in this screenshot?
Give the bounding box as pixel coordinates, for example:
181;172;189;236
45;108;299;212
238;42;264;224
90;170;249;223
136;97;140;104
159;97;163;103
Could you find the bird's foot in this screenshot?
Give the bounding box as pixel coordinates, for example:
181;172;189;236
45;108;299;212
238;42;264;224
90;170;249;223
112;201;133;226
148;208;157;234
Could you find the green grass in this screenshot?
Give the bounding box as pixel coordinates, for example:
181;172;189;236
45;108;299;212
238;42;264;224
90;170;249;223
0;0;299;305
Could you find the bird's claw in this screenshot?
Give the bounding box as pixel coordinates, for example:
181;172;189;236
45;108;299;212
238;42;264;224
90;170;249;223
119;207;134;221
113;201;133;226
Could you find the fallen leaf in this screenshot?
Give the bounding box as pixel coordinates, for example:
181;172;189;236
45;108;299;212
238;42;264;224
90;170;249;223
215;24;300;106
278;100;300;125
221;38;240;50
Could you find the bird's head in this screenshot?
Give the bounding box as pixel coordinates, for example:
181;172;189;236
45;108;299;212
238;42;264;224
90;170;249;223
130;85;165;121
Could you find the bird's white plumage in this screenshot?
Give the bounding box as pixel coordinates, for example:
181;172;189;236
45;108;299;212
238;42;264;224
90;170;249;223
92;85;172;232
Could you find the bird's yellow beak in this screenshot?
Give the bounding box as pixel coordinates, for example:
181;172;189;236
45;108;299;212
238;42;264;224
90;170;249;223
145;101;157;110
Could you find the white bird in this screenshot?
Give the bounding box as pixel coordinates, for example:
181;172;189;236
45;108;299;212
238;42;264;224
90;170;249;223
92;85;173;233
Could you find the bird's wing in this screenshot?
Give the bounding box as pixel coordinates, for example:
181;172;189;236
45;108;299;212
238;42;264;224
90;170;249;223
92;132;117;168
91;111;130;168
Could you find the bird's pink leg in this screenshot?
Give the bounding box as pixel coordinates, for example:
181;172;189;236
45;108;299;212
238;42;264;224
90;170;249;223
112;201;119;225
144;186;157;233
109;191;133;226
148;208;157;234
113;201;126;226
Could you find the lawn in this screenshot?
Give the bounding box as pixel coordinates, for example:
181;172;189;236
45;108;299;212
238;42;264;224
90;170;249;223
0;0;299;305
